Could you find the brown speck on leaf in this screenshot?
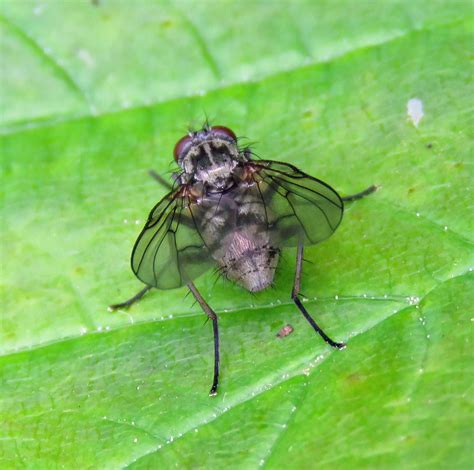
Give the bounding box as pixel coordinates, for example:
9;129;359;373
277;324;294;339
160;19;173;28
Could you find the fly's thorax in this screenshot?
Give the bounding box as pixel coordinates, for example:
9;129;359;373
180;139;242;190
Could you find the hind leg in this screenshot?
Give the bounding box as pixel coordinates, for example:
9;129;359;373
291;242;345;349
341;185;378;202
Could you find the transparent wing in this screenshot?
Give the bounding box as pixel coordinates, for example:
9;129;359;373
131;190;215;289
251;160;344;247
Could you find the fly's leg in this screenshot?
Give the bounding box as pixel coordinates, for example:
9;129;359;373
341;184;378;202
148;169;174;190
291;243;345;349
108;286;152;311
188;281;220;397
109;171;173;311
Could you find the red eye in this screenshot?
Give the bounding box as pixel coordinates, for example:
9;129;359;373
173;134;193;161
211;126;237;141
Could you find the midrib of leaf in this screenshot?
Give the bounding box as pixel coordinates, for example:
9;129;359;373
121;273;469;469
0;16;466;136
0;294;407;358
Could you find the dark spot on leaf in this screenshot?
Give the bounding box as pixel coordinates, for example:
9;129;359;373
346;372;363;383
161;19;173;28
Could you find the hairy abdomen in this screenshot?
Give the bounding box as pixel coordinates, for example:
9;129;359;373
218;230;279;292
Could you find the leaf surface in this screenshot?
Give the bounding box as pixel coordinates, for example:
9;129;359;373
1;2;472;468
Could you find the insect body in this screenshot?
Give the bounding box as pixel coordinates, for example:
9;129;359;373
110;125;376;396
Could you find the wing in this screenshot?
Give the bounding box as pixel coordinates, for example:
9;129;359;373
131;189;215;289
250;160;344;247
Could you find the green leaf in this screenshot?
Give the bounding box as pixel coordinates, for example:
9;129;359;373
1;1;472;468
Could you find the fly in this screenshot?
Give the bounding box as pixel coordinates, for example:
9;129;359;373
110;124;377;396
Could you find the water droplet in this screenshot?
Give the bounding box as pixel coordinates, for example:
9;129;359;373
77;48;95;67
334;295;339;300
133;437;138;443
33;4;44;15
416;212;420;217
407;98;424;127
123;219;128;224
444;226;448;231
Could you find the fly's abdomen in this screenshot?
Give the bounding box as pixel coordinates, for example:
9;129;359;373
196;184;280;292
219;231;280;292
219;184;280;292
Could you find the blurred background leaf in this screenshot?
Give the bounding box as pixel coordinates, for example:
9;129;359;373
1;1;472;468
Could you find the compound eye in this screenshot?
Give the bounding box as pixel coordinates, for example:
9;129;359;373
173;134;193;161
211;126;237;142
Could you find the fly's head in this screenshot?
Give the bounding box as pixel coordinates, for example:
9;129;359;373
173;125;246;190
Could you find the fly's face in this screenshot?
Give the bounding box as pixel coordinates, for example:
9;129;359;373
173;126;245;190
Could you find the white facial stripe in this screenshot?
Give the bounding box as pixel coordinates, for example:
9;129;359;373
203;142;216;166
